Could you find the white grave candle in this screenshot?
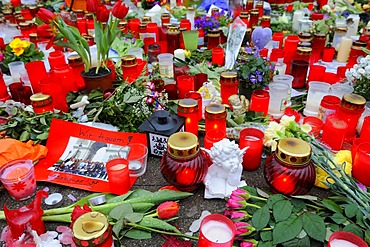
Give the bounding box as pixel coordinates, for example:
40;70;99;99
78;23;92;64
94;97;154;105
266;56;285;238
292;10;304;31
337;36;353;63
330;239;359;247
201;220;233;244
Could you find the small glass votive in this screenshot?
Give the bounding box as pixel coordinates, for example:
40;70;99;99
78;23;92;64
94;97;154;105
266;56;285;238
105;158;130;195
118;143;148;177
273;75;293;106
290;60;309;89
0;159;36;201
321;114;348;152
322;46;336;62
128;47;144;60
268;82;289;119
158;53;174;78
204;129;226;150
182;30;199;51
249;89;270;116
328;231;368;247
239;128;264;171
330;83;354;99
198;214;236;247
303;116;323;137
8;61;26;82
303;82;331;117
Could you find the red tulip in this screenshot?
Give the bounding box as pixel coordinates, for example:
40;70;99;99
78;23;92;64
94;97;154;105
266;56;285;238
112;0;129;19
157;201;179;219
86;0;99;13
36;8;56;24
37;24;54;38
96;5;111;23
10;0;21;8
71;204;92;223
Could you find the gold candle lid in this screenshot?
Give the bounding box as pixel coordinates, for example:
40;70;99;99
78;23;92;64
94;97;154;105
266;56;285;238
85;13;93;19
240;11;249;19
220;71;238;84
68;54;83;65
30;93;51;102
276;138;311;166
179;98;198;108
19;22;31;28
74;9;84;14
167;132;199;159
297;47;312;55
167;25;180;34
180;27;187;32
352;40;367;48
73;212;110;247
298;41;311;48
341;93;366;111
29;33;38;40
3;9;12;15
211;8;220;14
298;32;312;41
118;21;128;29
142;16;152;23
161;13;170;19
28;6;37;11
121;55;137;67
205;103;225;114
250;9;259;15
314;33;326;39
261;15;271;21
187;6;195;11
335;27;347;33
256;1;263;7
82;34;94;42
245;28;252;34
207;29;220;37
139;22;148;29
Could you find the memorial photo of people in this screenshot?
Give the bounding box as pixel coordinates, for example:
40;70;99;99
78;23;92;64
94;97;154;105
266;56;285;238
49;137;129;181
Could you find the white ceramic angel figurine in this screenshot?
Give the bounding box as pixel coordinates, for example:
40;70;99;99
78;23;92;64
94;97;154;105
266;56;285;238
203;139;248;199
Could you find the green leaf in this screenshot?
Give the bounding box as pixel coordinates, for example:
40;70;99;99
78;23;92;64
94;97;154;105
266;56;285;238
126;189;153;200
109;204;133;221
273;215;303;245
364;229;370;244
343;224;364;238
107;191;134;203
125;190;193;205
124;229;152;240
290;198;307;213
36;132;49;140
330;212;347;224
329;223;340;233
125;212;143;223
252;204;270;231
345;203;359;218
139;217;180;233
273;200;293;222
19;130;30;141
267;194;285;209
321;199;343;213
284;235;310;247
260;231;273;241
131;203;155;213
257;241;274;247
40;116;47;125
301;212;326;242
113;219;124;237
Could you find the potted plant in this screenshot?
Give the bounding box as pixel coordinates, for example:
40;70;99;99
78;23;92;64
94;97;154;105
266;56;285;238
36;0;128;91
3;38;44;68
234;47;274;99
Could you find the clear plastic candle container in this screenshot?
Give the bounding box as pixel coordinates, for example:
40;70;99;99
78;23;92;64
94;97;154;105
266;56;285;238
303;82;331;117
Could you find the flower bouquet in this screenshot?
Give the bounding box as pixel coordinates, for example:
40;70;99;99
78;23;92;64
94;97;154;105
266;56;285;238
3;38;44;68
235;47;274;99
345;55;370;100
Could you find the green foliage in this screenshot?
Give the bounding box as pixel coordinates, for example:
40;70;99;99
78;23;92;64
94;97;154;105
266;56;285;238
3;42;44;68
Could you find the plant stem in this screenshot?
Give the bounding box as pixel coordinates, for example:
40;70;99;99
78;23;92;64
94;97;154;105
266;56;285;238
246;203;261;209
250;195;267;201
125;222;199;241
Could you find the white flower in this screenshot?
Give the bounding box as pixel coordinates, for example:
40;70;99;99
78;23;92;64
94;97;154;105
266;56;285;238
279;115;296;127
358;68;366;75
301;123;312;133
264;139;278;151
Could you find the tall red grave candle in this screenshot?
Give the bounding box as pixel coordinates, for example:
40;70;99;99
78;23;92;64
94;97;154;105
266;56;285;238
0;72;11;101
177;75;195;99
249;9;259;28
207;29;221;49
205;103;227;134
336;93;366;143
146;23;159;42
322;46;335;62
25;60;48;93
219;71;238;106
167;26;180;54
272;32;284;49
39;76;69;113
212;47;225;66
121;55;138;83
321;114;348;151
177;98;199;136
185;92;202;120
360;116;370;139
307;65;326;83
128;18;141;38
352;143;370;186
48;50;66;69
51;64;79;93
239;128;265;171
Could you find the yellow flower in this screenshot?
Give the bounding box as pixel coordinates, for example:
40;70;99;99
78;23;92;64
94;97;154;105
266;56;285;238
184;50;191;58
315;150;352;189
9;38;30;56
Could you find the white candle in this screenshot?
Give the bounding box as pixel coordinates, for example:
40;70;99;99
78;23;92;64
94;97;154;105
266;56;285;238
292;10;304;31
201;220;233;243
174;49;186;61
186;7;195;30
337;36;353;63
330;239;359;247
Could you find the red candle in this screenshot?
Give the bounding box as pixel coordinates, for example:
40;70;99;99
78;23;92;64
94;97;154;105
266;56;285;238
249;89;270;116
290;60;309;89
360;116;370;139
307;65;326;83
239;128;264;171
185;92;202;120
220;71;238;106
351;138;370;164
322;46;335;62
352;143;370;186
76;19;87;35
198;214;236;247
195;73;208;91
204;130;226;150
323;72;339;85
271;173;296;195
146;23;159;42
321;114;348;151
336;66;349;79
121;55;138;83
310;13;324;20
48;50;66;70
4;190;47;239
105;158;130;195
30;93;54;114
205;103;227;134
303;116;323;137
51;64;79;93
39;76;69;113
177;75;195;99
212;47;225;66
0;72;11;101
164;84;178;100
272;32;284;49
128;18;141;38
0;160;37;201
180;19;191;30
176;167;197;185
328;231;368;247
177;98;199;136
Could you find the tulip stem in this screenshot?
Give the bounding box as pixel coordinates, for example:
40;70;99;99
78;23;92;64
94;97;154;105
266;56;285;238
125;222;199;241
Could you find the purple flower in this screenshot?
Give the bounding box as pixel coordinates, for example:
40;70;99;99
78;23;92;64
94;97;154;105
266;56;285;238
240;240;258;247
234;222;255;236
357;183;367;192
